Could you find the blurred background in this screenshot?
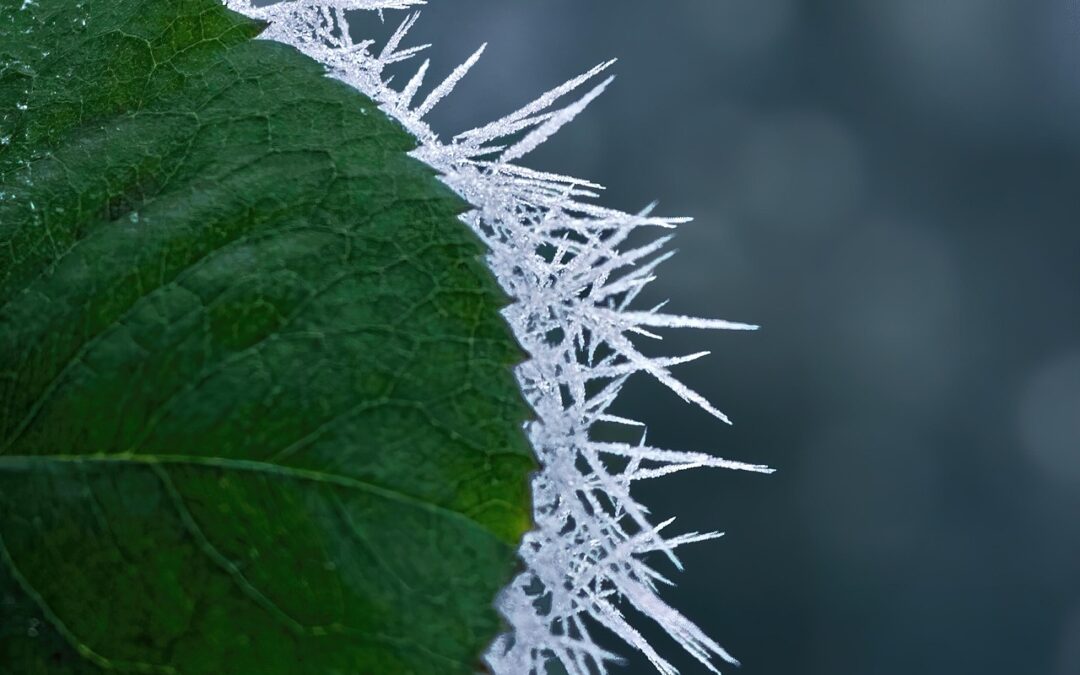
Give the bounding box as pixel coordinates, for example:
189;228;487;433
383;2;1080;673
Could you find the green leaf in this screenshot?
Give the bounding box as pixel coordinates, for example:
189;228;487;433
0;1;534;673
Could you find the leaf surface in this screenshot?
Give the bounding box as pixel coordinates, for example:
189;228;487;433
0;1;534;672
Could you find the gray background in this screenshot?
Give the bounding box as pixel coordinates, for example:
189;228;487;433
377;2;1080;673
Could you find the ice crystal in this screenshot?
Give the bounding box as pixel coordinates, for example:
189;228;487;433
224;1;773;672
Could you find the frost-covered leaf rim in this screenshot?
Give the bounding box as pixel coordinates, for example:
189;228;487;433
224;2;774;673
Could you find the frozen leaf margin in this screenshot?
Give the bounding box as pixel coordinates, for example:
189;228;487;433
225;1;774;673
0;0;534;672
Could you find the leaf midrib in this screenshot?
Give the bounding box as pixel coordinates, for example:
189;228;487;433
0;452;503;542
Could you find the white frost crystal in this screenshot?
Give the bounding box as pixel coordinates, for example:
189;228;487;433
224;2;773;672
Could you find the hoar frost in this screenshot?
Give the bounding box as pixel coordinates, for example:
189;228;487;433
224;1;772;673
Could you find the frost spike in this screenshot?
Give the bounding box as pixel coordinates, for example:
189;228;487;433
613;310;760;331
398;58;429;109
500;76;613;163
415;43;486;118
380;11;421;61
455;59;616;144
